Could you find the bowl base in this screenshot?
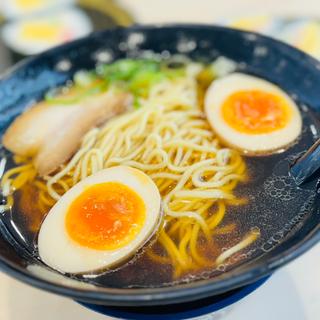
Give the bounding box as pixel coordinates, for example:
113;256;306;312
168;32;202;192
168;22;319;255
77;276;270;320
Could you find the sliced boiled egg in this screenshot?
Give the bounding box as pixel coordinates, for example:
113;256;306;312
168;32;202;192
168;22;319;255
227;15;274;34
204;73;302;154
38;166;161;273
1;8;92;55
1;0;75;19
279;20;320;59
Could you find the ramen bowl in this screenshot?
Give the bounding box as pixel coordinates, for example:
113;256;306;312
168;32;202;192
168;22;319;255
0;25;319;307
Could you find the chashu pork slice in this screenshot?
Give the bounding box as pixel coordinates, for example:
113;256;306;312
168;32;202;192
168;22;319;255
3;90;132;176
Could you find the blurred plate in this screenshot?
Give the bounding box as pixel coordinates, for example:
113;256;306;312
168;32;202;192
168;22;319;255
220;15;320;60
0;0;133;70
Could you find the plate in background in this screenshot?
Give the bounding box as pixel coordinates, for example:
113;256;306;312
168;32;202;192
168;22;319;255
0;0;134;71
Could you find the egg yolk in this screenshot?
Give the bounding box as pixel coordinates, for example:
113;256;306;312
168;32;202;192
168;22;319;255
20;22;60;41
65;182;146;250
221;90;291;134
17;0;43;10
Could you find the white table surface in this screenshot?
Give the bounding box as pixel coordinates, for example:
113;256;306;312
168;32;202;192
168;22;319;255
0;0;320;319
0;244;319;320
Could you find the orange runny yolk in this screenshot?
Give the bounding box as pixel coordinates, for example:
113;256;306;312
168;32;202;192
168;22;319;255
221;90;292;134
65;182;146;250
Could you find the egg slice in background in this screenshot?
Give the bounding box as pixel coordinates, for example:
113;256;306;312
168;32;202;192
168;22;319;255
1;7;92;55
205;73;302;155
38;166;161;274
0;0;75;19
278;20;320;60
218;15;279;36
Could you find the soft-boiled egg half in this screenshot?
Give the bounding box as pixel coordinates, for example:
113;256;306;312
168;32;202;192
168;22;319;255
1;8;92;55
38;166;161;273
205;73;302;154
1;0;75;18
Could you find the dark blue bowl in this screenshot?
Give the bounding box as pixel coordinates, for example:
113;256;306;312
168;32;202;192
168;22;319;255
79;276;270;319
0;24;319;307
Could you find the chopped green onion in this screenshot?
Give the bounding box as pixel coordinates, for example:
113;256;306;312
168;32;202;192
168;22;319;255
98;58;185;107
45;59;186;108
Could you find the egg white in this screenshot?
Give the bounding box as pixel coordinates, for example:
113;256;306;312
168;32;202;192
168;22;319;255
1;0;75;18
204;73;302;154
38;166;161;274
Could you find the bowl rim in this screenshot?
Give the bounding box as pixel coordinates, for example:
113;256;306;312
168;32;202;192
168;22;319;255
0;23;319;306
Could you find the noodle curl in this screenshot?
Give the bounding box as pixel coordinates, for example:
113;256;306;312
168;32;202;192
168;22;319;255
1;67;251;276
